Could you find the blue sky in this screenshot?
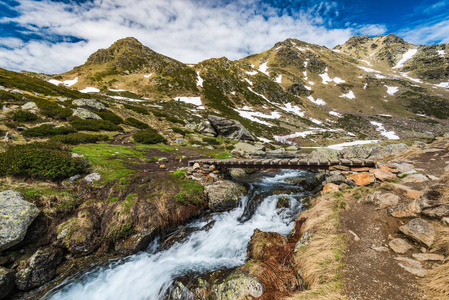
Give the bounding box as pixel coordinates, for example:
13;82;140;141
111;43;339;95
0;0;448;73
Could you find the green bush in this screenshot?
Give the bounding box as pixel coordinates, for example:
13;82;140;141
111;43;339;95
165;116;185;125
22;124;76;138
69;117;123;132
0;142;87;180
124;117;149;129
171;127;186;135
96;111;123;125
123;104;149;115
50;133;109;145
132;129;166;144
12;110;38;122
34;98;72;120
202;137;220;145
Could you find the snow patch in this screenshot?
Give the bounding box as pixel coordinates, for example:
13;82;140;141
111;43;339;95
340;91;355;99
49;77;78;87
393;49;418;69
328;140;379;150
360;59;373;66
370;121;400;140
280;103;305;117
363;83;368;89
248;87;270;102
385;85;399;95
234;109;281;127
257;137;271;143
275;75;282;83
319;68;345;84
144;74;153;78
109;89;127;92
258;62;269;76
80;87;100;93
109;96;144;102
435;82;449;88
400;72;423;83
329;111;343;118
375;74;387;79
274;128;340;144
333;49;341;53
307;95;326;105
358;66;382;73
196;71;203;87
309;118;322;125
244;78;253;86
437;50;446;57
246;70;258;76
175;97;203;108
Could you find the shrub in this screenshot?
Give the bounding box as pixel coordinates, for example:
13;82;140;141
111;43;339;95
123;104;149;115
96;111;123;125
50;133;109;145
202;137;220;145
22;124;76;138
133;129;166;144
0;142;87;180
171;127;186;135
12;110;38;122
34;98;72;120
69;117;123;132
165;116;185;125
124;117;149;129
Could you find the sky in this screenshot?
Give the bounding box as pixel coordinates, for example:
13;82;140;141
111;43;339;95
0;0;448;74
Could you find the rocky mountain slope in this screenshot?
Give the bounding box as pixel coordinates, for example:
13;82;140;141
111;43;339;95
43;34;449;147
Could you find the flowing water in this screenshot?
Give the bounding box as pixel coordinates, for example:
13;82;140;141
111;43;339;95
44;170;312;300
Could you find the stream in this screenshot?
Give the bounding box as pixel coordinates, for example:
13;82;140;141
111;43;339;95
43;170;312;300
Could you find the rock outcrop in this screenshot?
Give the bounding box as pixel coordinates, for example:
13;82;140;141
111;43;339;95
204;180;247;212
399;218;436;247
72;98;106;112
0;267;15;299
0;190;40;251
72;108;102;120
208;115;255;141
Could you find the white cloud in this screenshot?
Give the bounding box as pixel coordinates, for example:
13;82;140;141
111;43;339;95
357;24;387;36
400;19;449;44
0;0;386;73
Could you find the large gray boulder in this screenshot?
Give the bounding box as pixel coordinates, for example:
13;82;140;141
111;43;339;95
0;191;40;251
29;247;63;270
309;148;340;160
21;102;38;110
15;268;55;291
208;115;255;141
399;218;436;247
0;267;15;299
196;120;217;136
369;143;409;159
341;145;373;159
72;98;106;112
204;180;247;212
72;108;102;120
232;142;265;156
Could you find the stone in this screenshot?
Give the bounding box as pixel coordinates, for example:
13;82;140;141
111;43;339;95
72;108;102;120
351;167;370;172
15;267;55;290
4;132;13;141
0;191;40;251
365;191;399;209
388;163;416;175
389;238;413;254
369;144;409;159
392;184;423;200
196;120;217;136
399;218;436;247
309;148;340;160
29;247;63;270
21;102;38;110
412;253;445;261
330;165;350;171
0;267;14;299
114;229;156;255
347;173;375;186
370;166;397;182
84;173;101;183
402;174;428;183
388;199;421;218
322;183;339;193
341;145;373;159
71;153;84;158
324;174;347;185
204;180;247;212
286;145;300;152
422;205;449;219
232;142;265;155
210;271;264;299
72;98;106;112
442;217;449;226
208;115;254;141
175;138;186;145
372;246;389;252
394;257;428;277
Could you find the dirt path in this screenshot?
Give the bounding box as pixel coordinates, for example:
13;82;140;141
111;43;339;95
341;142;449;299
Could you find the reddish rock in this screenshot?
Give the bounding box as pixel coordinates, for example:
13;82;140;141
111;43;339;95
329;165;350;171
370;166;397;182
347;173;375;186
393;184;423;200
322;183;339;193
351;167;371;172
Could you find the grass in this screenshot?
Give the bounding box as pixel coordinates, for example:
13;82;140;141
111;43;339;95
213;152;232;159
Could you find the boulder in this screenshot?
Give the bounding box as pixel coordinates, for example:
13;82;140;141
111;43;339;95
308;148;340;160
347;173;375;186
84;173;101;184
209;270;264;299
389;238;413;254
15;268;55;290
412;253;445;262
365;191;399;209
114;229;156;255
369;144;409;159
208;115;255;141
21;102;38;110
324;174;347;185
402;174;428;183
392;184;423;200
399;218;436;247
370;166;397;182
29;247;63;270
387;199;421;218
204;180;247;212
232;142;265;155
72;98;106;112
0;267;15;299
341;145;373;159
0;191;40;251
322;183;339;193
72;108;102;120
4;132;13;141
196;120;217;136
388;163;416;175
394;257;427;277
421;205;449;219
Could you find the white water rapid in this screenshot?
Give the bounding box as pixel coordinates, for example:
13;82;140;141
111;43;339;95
44;170;311;300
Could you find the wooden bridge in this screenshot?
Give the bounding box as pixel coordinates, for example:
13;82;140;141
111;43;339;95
188;158;377;170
